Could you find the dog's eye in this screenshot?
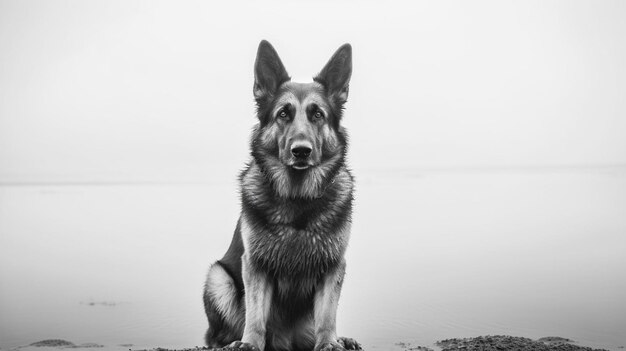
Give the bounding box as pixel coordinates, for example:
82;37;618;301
313;110;324;120
278;110;289;120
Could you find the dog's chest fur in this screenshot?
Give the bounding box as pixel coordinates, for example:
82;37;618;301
240;162;353;280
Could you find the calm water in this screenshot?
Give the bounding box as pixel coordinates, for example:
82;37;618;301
1;168;625;350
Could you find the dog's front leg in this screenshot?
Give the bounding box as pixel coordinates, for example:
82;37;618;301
231;253;272;351
313;261;346;351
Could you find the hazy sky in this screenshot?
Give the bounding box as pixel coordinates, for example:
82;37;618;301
1;0;625;182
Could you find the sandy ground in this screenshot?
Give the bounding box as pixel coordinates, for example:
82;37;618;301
8;336;618;351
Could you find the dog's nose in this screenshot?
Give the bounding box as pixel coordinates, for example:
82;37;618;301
291;144;312;158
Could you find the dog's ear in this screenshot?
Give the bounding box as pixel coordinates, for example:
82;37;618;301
254;40;290;102
315;43;352;105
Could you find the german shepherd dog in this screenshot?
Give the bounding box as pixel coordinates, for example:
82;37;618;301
202;40;359;351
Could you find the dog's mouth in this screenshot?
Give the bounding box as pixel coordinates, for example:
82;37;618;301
289;159;314;171
291;162;311;170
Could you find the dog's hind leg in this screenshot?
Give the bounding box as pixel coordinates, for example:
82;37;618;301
203;262;244;347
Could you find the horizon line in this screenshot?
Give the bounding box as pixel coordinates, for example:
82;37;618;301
1;163;625;186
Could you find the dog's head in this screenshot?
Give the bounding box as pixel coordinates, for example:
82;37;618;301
250;40;352;199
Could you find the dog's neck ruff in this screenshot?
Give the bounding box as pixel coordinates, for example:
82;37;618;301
317;175;337;199
239;161;354;279
240;159;353;209
251;154;344;200
256;165;338;200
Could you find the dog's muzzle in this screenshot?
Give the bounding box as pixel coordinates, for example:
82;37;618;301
290;140;313;170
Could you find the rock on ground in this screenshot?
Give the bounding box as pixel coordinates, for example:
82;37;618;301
435;335;609;351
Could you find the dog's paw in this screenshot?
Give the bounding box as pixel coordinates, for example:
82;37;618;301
315;341;346;351
227;341;260;351
338;337;362;350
